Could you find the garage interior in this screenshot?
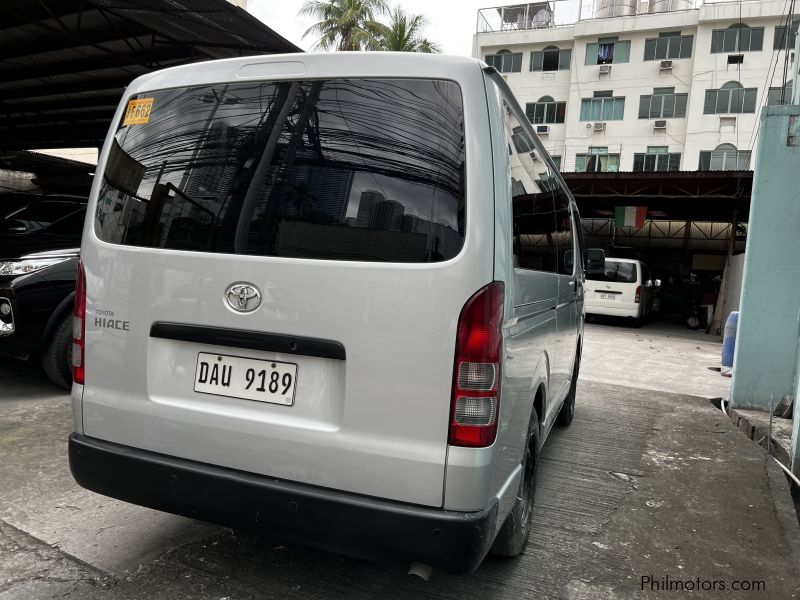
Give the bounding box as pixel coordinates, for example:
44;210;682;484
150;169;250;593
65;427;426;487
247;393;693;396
565;170;751;332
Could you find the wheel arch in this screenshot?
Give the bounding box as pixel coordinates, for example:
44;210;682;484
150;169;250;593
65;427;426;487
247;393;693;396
42;292;75;347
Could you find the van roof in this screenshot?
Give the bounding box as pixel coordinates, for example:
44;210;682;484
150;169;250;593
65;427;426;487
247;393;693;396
125;52;486;96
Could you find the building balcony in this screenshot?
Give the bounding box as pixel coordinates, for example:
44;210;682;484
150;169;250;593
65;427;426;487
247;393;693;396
476;0;769;34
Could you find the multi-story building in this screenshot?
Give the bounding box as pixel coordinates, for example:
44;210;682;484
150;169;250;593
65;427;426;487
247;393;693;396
474;0;797;173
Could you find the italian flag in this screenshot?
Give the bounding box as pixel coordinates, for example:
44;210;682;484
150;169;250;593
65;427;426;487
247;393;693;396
615;206;647;228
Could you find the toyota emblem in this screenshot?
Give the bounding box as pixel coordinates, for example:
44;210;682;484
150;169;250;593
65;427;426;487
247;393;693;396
224;283;261;313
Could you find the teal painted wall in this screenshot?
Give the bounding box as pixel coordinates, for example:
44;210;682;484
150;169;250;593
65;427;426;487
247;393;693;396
731;106;800;411
793;347;800;477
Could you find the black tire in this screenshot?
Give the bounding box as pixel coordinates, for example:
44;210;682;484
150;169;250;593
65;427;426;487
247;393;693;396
556;350;580;427
41;314;73;390
491;410;539;557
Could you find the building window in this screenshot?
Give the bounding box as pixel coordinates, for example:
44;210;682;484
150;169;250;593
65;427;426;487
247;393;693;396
644;32;694;60
633;147;681;172
711;23;764;53
526;96;566;124
703;81;757;114
699;144;751;171
638;87;688;118
531;46;572;71
486;49;523;73
575;147;620;172
580;91;625;121
550;156;562;171
585;37;631;65
774;21;799;50
767;80;794;105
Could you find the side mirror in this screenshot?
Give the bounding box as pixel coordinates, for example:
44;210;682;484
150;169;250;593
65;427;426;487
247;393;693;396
585;248;605;275
646;279;653;287
654;279;662;288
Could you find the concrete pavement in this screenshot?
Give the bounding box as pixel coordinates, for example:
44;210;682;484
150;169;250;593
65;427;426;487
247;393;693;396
1;323;798;599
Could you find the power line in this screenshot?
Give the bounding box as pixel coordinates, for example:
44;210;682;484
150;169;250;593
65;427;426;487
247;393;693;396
745;0;794;157
781;0;797;103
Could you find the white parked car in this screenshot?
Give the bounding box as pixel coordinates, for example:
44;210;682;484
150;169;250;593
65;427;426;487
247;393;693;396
68;53;604;574
585;258;656;324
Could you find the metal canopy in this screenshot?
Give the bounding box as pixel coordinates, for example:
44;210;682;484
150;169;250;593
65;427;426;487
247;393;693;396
0;0;300;151
563;170;752;223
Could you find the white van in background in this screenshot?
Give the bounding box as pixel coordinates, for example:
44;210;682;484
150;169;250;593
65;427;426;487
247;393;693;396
68;53;605;575
584;258;655;324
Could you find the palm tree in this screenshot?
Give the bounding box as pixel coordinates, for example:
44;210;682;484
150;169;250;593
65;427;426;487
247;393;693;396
371;6;440;53
300;0;388;51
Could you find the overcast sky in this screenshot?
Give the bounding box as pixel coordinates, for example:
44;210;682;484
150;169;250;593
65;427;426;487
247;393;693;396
247;0;505;57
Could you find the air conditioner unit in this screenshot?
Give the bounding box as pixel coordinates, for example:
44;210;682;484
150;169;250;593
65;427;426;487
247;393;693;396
727;54;744;65
659;60;673;71
536;124;550;135
653;120;667;130
529;151;538;161
599;64;612;74
593;122;606;132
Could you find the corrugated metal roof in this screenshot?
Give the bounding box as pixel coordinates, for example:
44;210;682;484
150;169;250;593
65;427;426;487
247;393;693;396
562;170;752;222
0;0;300;150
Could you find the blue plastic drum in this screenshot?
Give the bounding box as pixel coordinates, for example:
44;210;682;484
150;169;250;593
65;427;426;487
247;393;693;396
721;311;739;369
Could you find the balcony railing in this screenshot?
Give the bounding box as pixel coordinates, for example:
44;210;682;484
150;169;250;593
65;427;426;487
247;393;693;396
476;0;768;33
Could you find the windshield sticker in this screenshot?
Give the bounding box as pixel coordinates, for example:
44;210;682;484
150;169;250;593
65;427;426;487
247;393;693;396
123;98;154;125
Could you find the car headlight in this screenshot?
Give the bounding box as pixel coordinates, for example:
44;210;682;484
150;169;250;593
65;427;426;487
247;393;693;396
0;256;73;276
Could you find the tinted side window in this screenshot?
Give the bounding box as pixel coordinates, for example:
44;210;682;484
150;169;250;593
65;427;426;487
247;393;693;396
501;99;557;273
553;184;574;275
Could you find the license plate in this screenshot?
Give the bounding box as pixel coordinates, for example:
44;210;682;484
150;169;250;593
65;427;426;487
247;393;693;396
193;352;297;406
599;293;616;300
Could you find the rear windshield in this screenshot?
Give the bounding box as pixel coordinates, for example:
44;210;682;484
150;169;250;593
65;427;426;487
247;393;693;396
94;79;466;262
587;260;637;283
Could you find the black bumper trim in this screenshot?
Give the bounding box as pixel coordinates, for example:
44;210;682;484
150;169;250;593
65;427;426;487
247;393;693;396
149;322;346;360
68;434;497;573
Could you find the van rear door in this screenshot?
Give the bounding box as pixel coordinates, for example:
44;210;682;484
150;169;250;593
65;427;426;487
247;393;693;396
80;72;493;508
586;259;639;309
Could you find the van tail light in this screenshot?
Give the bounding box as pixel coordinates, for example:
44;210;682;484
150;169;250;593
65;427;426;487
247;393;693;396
449;282;504;448
635;285;641;304
72;259;86;385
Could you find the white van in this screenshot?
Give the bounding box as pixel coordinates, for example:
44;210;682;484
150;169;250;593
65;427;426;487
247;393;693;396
68;53;604;574
584;258;653;323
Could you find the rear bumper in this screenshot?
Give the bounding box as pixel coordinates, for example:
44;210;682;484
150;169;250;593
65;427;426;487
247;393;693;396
68;433;497;574
585;303;641;318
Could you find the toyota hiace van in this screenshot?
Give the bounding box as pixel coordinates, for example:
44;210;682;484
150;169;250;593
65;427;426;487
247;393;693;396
69;53;603;574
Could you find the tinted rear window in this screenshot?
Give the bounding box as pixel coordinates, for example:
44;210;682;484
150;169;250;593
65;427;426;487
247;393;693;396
587;260;637;283
95;79;465;262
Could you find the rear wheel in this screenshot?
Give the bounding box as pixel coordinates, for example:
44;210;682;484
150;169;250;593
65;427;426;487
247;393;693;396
556;350;580;427
491;410;539;557
41;314;72;390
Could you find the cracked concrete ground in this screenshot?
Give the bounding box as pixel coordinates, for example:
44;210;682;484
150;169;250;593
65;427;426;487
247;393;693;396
1;323;798;599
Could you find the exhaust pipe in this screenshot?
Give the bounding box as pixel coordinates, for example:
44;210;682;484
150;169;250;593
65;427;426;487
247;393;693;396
407;562;433;581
